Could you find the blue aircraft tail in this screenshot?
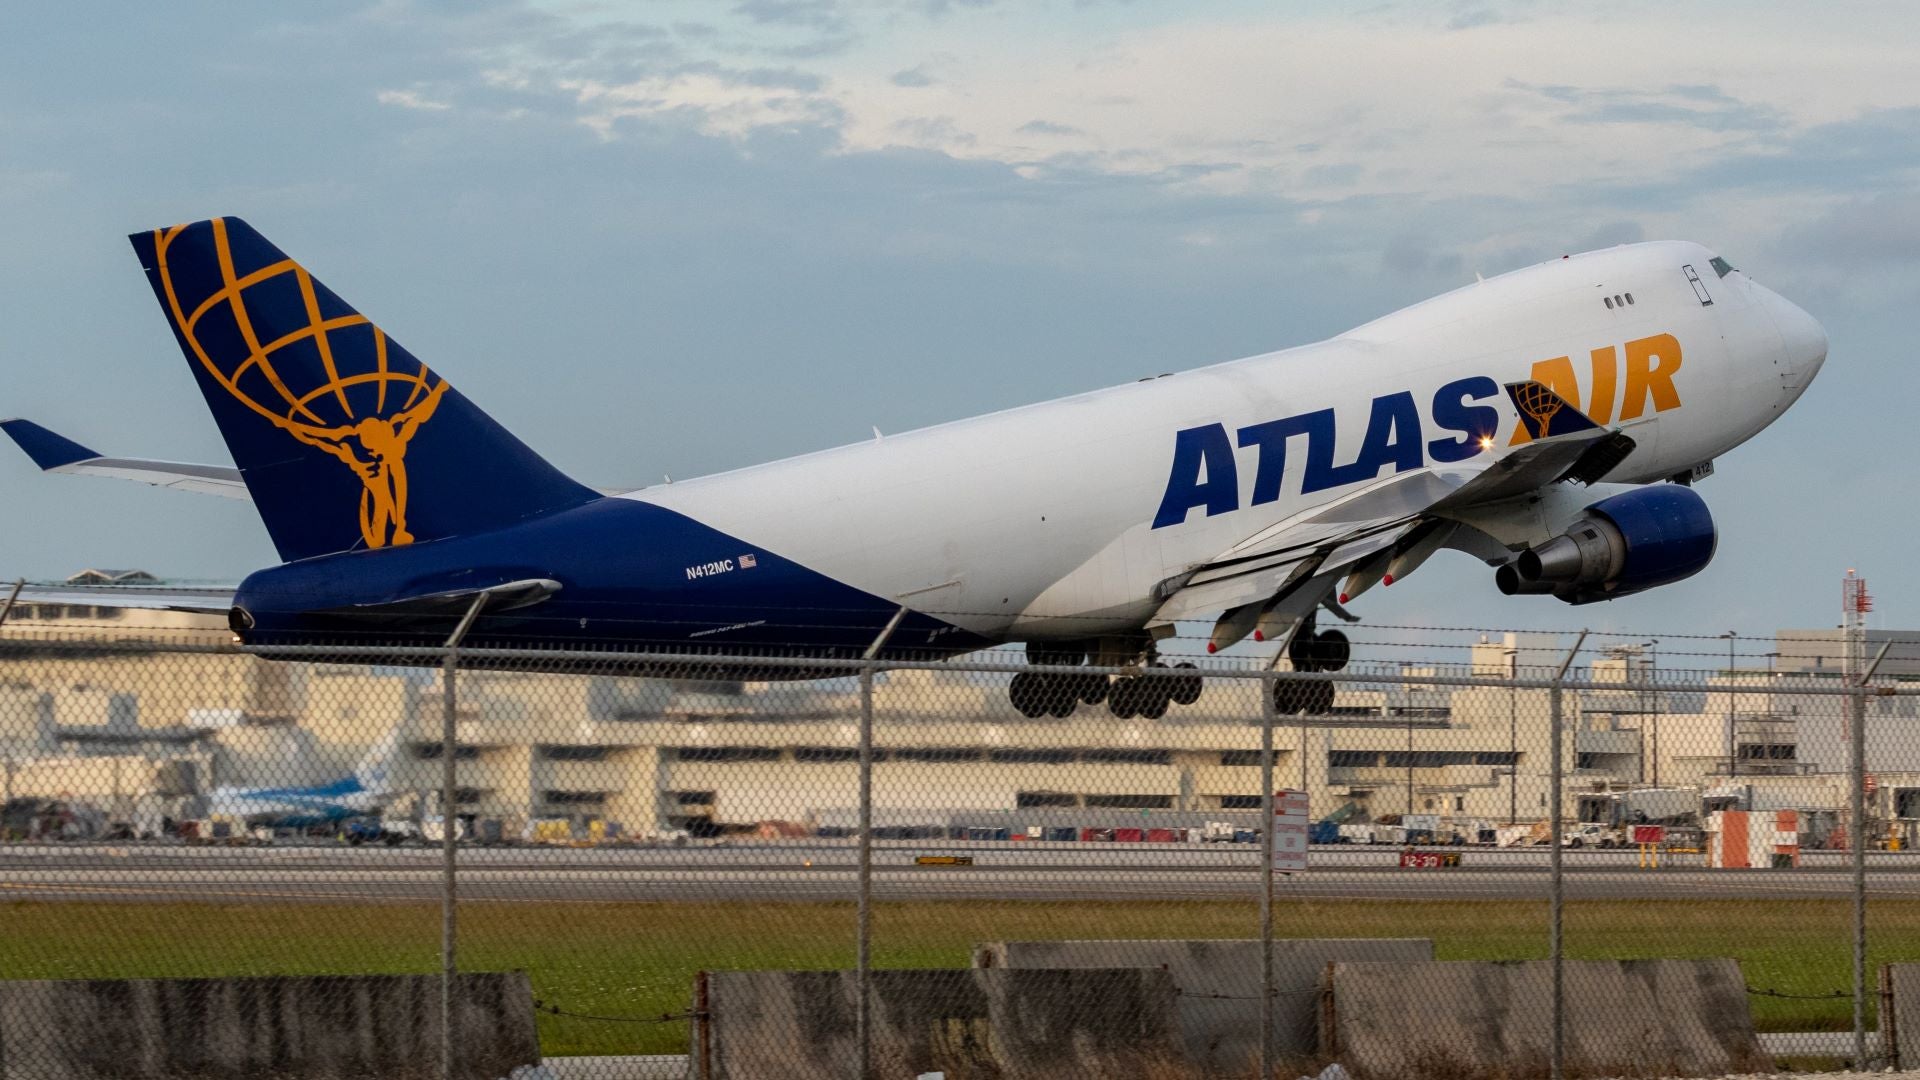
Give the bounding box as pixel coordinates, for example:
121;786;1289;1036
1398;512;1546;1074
129;217;599;562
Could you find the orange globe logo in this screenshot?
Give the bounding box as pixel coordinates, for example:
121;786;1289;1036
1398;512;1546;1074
150;219;446;549
1513;379;1564;439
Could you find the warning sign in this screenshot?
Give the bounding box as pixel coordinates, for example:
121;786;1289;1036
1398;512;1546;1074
1272;789;1309;874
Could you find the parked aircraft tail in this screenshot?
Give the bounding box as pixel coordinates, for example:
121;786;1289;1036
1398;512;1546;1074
351;717;409;796
128;217;599;562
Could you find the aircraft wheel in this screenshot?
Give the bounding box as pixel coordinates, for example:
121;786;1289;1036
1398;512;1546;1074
1169;662;1203;706
1108;678;1144;719
1076;673;1109;705
1136;682;1171;720
1043;676;1078;718
1309;679;1336;715
1273;678;1314;715
1310;630;1351;673
1009;672;1047;718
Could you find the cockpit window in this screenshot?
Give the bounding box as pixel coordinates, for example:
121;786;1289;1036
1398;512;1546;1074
1709;256;1735;278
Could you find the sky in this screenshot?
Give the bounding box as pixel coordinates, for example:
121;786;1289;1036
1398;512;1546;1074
2;1;1917;661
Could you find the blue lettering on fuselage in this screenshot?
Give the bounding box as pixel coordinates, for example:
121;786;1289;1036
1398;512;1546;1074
1151;376;1501;529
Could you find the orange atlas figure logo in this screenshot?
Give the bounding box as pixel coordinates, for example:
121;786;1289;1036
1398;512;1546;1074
151;219;449;549
1508;332;1684;445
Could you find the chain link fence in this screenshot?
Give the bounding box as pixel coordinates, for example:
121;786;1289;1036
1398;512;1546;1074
2;619;1918;1079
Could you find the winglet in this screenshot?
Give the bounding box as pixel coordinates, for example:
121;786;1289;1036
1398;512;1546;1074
1;418;101;470
1503;381;1601;441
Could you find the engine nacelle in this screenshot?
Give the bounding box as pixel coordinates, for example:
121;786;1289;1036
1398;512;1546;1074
1495;485;1717;605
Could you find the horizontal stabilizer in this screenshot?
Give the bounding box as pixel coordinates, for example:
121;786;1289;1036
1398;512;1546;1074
0;583;237;616
1505;380;1601;441
2;418;250;499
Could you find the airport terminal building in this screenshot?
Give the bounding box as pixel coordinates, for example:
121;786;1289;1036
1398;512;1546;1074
5;601;1919;843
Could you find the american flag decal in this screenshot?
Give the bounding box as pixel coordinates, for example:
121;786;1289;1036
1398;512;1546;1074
740;553;758;568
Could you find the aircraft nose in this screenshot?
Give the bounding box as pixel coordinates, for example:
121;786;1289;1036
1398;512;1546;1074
1771;292;1828;383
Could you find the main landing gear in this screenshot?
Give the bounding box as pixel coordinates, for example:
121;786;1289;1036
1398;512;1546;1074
1272;619;1350;715
1006;642;1203;720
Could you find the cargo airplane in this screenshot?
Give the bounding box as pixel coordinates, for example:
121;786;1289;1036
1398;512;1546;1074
3;219;1826;718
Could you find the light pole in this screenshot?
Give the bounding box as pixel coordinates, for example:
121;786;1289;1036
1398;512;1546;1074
1507;647;1518;825
1721;631;1737;778
1643;640;1660;788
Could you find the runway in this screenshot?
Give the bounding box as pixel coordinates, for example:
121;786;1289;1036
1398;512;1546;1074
2;842;1915;904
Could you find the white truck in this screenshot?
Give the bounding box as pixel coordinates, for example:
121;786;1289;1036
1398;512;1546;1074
1560;822;1623;848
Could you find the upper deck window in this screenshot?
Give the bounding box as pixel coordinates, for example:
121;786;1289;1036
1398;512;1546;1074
1709;256;1736;278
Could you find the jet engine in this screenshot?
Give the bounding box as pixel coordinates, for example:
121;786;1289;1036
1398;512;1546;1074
1495;485;1716;605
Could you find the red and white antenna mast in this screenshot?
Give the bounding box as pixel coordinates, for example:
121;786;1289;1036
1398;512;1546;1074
1843;569;1872;679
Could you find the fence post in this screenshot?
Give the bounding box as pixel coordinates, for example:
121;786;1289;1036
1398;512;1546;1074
855;608;905;1080
1548;631;1586;1080
440;595;488;1080
1852;642;1891;1066
1260;669;1276;1080
856;659;874;1080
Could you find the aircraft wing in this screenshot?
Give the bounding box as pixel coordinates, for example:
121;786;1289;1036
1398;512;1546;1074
1151;381;1634;631
1;419;250;500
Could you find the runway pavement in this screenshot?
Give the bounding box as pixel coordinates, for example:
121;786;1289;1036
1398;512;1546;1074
1;842;1915;903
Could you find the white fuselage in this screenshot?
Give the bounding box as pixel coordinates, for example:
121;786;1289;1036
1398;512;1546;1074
634;241;1826;641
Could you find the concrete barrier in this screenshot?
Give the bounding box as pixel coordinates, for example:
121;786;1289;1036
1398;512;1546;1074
0;972;539;1080
973;938;1432;1071
1323;959;1768;1080
692;968;1181;1080
1889;963;1920;1069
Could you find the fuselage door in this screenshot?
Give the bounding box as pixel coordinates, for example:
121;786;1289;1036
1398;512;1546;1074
1682;264;1713;306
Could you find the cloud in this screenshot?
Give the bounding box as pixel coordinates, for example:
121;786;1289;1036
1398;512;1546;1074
1381;232;1464;278
1779;191;1920;266
1572;221;1645;251
890;66;934;87
1016;119;1081;136
1446;8;1506;31
1504;79;1784;134
732;0;847;31
376;88;452;111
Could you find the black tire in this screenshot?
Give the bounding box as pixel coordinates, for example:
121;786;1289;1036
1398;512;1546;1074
1009;672;1047;718
1170;662;1203;705
1076;673;1109;705
1108;678;1143;719
1043;676;1077;718
1308;679;1336;715
1136;680;1171;719
1273;678;1314;715
1288;628;1319;671
1310;629;1351;673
